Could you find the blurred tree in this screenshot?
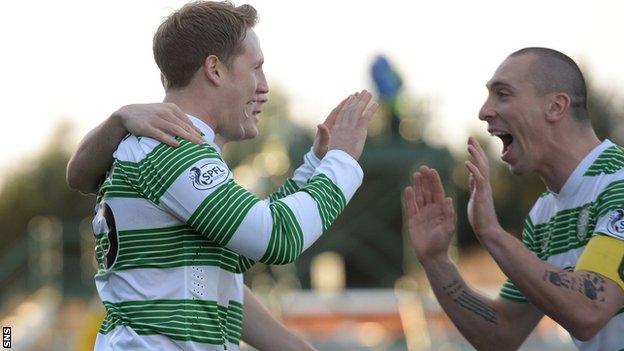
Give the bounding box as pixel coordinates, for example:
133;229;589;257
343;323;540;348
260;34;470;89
0;120;94;250
0;120;95;297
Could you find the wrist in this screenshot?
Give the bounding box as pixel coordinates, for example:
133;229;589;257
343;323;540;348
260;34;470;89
475;224;504;242
419;252;452;270
307;147;322;165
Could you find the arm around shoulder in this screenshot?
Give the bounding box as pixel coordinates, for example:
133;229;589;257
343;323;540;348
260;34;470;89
66;111;127;194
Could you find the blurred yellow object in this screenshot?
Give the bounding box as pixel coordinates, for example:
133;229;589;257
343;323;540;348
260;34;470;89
74;299;105;351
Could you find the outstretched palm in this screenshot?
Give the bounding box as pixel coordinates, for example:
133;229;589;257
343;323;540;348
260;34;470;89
403;166;456;262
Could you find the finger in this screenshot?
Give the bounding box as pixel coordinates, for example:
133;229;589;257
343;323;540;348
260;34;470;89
153;129;180;148
338;94;360;125
467;137;489;173
413;172;425;209
358;101;379;127
325;97;349;129
168;103;203;136
419;166;433;205
403;186;418;217
353;91;373;123
428;168;446;204
465;160;481;178
162;121;204;145
465;161;484;191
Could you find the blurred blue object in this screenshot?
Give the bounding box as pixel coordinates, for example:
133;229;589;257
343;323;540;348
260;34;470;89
371;55;403;102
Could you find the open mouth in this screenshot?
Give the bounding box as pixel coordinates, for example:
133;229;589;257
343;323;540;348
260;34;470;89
246;100;263;116
490;130;514;157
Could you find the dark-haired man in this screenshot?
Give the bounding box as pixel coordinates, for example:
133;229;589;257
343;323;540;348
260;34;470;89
67;2;377;350
404;48;624;350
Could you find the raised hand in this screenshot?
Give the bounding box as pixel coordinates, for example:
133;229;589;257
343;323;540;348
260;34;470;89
465;137;502;239
115;103;204;147
403;165;456;262
327;90;378;160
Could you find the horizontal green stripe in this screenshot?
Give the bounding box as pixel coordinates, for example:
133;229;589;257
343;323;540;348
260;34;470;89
585;146;624;176
95;225;244;273
499;279;527;303
100;299;243;345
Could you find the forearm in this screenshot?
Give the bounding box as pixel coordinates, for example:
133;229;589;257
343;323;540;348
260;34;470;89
242;286;315;351
480;228;608;339
67;112;127;194
422;256;518;350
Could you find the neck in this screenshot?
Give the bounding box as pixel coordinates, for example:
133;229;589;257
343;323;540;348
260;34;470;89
537;126;600;193
163;86;219;132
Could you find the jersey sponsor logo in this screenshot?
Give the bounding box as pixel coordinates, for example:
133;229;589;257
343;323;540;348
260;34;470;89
189;161;230;190
606;209;624;239
102;203;118;269
94;202;119;271
577;205;591;241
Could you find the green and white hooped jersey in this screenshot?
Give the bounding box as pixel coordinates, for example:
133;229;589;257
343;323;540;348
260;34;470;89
499;139;624;351
92;116;363;350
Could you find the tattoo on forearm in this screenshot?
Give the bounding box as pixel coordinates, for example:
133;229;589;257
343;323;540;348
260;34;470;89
542;270;606;302
443;279;499;325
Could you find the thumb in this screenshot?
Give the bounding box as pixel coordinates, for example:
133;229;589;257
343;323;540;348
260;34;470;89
318;124;330;145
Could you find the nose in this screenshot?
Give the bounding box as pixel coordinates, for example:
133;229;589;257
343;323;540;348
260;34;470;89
256;69;269;95
478;98;495;121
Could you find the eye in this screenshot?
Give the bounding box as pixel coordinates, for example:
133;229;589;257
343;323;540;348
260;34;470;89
496;90;510;99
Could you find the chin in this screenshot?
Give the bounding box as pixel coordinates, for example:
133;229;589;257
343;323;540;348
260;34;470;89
241;127;258;140
507;162;530;176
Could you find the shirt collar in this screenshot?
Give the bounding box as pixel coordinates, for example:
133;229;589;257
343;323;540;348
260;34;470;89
187;114;220;152
557;139;613;199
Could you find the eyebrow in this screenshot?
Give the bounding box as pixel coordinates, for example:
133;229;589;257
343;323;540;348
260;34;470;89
486;80;514;91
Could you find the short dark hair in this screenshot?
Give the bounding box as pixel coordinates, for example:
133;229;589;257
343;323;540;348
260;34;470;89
510;47;588;121
153;1;258;90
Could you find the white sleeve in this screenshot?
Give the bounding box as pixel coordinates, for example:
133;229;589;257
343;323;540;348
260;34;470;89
149;143;362;265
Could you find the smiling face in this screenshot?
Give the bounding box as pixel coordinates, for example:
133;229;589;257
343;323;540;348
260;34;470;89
479;53;551;175
218;29;268;141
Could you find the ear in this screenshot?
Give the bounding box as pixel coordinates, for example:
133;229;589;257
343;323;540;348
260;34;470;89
203;55;224;86
545;92;571;123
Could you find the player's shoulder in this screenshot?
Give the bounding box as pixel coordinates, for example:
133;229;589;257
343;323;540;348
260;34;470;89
114;134;221;164
584;141;624;178
113;134;161;163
